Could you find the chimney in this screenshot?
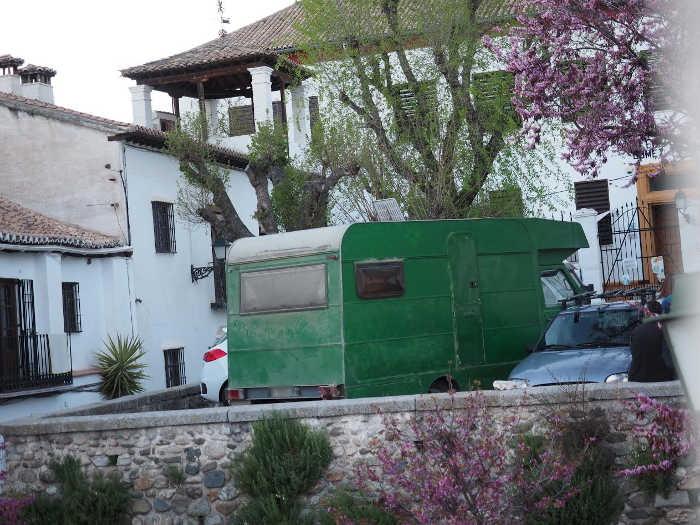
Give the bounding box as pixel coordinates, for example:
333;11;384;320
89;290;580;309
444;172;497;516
0;54;24;95
129;85;155;127
19;64;56;103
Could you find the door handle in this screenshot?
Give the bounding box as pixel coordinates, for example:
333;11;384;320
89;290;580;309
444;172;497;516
469;281;479;288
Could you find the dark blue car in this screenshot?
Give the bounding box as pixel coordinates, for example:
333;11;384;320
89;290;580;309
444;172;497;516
495;302;643;389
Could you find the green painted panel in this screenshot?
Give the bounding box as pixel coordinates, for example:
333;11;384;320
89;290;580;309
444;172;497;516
225;218;589;399
344;333;455;385
229;345;344;387
447;234;484;366
483;325;541;363
480;290;541;328
341;257;450;303
342;297;453;343
227;254;344;389
477;253;535;292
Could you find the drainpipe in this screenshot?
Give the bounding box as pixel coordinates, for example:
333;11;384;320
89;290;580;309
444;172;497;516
119;143;136;337
118;143;132;246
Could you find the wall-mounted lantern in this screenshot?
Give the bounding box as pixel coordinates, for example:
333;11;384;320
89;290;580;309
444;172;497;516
191;239;230;283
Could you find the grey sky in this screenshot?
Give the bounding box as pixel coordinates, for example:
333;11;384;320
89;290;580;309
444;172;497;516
1;0;295;122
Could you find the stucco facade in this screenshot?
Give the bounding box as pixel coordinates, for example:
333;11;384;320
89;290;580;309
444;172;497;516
0;89;258;415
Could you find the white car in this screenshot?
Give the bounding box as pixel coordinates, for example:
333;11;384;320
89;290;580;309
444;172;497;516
200;332;229;404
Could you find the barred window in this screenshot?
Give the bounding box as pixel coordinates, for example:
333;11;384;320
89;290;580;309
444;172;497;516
164;347;186;388
62;282;81;333
152;201;176;253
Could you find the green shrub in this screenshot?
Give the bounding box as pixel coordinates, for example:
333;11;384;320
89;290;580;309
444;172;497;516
318;490;397;525
233;495;314;525
627;445;676;497
528;447;623;525
21;456;130;525
232;413;333;523
522;409;622;525
95;334;148;399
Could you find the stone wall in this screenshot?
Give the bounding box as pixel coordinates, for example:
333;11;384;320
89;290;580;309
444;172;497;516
0;382;697;525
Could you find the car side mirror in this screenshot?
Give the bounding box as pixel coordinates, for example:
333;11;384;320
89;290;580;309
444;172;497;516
584;283;595;292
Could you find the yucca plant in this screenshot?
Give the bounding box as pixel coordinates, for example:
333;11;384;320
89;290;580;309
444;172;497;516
95;334;148;399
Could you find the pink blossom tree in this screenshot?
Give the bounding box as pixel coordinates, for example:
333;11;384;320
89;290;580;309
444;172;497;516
487;0;684;177
356;394;577;524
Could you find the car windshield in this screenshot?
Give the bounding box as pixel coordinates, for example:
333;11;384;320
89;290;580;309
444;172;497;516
538;307;642;350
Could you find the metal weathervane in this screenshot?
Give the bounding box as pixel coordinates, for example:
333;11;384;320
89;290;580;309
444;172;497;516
217;0;230;37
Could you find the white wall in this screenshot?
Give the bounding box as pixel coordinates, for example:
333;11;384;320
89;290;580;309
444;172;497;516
0;106;127;241
123;145;257;390
0;251;133;370
0;250;134;421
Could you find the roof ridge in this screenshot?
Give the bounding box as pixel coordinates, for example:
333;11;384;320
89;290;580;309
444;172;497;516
0;195;123;249
0;90;130;130
225;2;300;48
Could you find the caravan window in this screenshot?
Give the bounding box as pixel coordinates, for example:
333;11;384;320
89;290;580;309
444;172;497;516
240;264;327;314
541;270;574;307
355;262;405;299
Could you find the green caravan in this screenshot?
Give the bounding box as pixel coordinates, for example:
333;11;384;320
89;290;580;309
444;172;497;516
225;219;588;401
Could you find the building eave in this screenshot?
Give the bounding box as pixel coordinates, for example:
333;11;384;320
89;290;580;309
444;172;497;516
108;128;249;170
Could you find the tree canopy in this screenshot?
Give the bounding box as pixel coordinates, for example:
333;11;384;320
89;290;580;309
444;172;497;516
490;0;684;178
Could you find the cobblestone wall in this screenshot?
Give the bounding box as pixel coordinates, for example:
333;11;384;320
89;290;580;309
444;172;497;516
0;382;696;525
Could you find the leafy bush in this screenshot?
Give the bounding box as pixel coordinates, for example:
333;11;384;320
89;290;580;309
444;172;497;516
0;496;33;525
359;394;577;524
232;413;333;524
620;394;695;497
95;334;148;399
20;456;130;525
319;490;397;525
527;446;623;525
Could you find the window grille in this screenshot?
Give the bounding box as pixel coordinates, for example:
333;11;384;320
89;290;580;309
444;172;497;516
308;96;320;129
574;180;613;245
18;279;35;335
355;261;405;299
61;282;81;333
272;101;286;128
228;105;255;136
164;347;186;388
0;279;34;337
152;201;176;253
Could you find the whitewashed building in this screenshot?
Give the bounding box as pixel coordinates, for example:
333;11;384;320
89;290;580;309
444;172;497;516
0;197;132;419
0;55;258;418
121;3;697;294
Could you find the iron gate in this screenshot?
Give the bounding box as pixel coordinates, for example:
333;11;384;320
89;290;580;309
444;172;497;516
600;201;681;291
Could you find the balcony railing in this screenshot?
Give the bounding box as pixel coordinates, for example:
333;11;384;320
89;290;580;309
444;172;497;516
0;334;73;393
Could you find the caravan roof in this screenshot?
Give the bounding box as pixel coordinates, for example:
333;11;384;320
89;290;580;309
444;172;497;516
227;224;351;264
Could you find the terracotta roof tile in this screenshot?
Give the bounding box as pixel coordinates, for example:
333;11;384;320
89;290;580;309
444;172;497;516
122;4;302;79
19;64;56;77
0;90;130;132
0;91;248;169
0;54;24;68
122;0;512;80
0;196;122;249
